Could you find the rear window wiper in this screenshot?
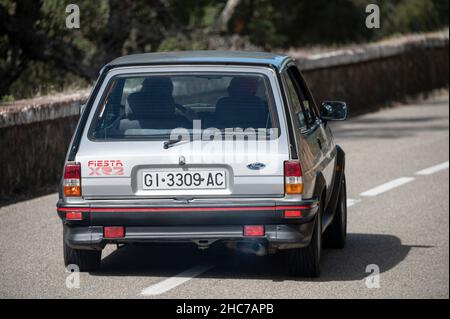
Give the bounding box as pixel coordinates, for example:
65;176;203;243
163;136;183;149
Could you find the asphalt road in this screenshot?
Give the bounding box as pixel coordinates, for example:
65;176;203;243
1;94;448;299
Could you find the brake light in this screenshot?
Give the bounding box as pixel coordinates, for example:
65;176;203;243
243;225;265;237
104;226;125;239
64;163;81;197
284;160;303;194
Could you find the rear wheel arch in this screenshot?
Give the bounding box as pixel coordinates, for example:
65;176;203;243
284;188;324;277
335;145;346;175
63;226;101;272
325;145;346;224
323;171;347;249
311;172;327;231
312;172;327;205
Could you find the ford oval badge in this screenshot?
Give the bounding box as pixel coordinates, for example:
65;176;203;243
247;162;266;170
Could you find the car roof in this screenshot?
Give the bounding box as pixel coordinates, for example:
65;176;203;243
105;50;291;71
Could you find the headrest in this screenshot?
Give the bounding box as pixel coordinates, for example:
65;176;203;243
127;77;176;119
228;77;258;97
127;91;175;119
141;77;173;94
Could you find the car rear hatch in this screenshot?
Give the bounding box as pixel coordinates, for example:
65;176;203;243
75;67;290;200
77;138;288;199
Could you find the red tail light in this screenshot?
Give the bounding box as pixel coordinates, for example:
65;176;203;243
284;160;303;194
284;210;302;218
104;226;125;239
243;225;265;237
66;211;83;220
64;163;81;197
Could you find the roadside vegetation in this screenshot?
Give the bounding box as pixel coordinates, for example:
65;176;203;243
1;0;448;101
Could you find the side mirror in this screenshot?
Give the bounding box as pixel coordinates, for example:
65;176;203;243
320;101;348;121
79;103;86;115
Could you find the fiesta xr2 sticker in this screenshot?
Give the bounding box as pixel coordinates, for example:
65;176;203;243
88;160;124;176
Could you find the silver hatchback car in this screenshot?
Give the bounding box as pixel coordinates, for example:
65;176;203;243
57;51;348;277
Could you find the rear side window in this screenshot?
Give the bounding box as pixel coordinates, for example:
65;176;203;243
285;66;317;131
89;73;279;140
284;74;307;130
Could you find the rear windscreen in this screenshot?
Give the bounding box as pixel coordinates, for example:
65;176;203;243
89;73;279;140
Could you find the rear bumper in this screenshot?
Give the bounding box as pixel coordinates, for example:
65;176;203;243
57;199;319;250
64;223;316;251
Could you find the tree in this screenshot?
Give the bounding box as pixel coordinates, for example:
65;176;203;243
0;0;134;96
0;0;448;99
214;0;242;32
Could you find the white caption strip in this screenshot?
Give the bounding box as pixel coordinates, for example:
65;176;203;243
360;177;415;197
416;161;449;175
141;263;215;296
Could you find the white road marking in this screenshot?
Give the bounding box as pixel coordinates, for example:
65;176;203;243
347;198;360;208
416;161;449;176
141;263;215;296
360;177;415;197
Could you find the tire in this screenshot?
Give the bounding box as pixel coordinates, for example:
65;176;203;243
63;227;101;272
284;207;322;277
323;175;347;249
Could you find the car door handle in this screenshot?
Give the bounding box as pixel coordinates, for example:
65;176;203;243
317;138;323;150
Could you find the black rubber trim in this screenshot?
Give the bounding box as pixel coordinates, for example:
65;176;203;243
58;207;318;227
57;198;319;209
106;61;284;71
87;210;316;227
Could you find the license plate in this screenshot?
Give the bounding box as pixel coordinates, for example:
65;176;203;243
142;170;226;190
